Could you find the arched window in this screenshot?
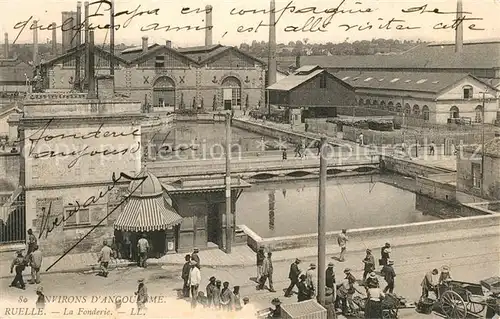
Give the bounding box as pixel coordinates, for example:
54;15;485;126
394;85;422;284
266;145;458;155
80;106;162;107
365;99;371;106
404;103;411;116
153;76;176;107
358;98;364;106
380;101;386;109
387;101;394;112
463;85;473;99
422;105;430;121
221;76;242;110
395;103;402;113
450;106;459;119
372;100;379;108
413;105;420;117
475;105;483;123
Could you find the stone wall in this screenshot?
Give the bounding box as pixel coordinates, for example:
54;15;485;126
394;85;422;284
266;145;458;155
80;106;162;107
0;153;20;191
381;156;454;178
416;174;457;202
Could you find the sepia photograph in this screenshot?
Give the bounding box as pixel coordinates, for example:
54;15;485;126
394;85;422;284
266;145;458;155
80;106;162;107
0;0;499;318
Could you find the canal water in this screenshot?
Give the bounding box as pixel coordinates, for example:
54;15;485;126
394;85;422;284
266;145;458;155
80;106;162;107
236;176;439;238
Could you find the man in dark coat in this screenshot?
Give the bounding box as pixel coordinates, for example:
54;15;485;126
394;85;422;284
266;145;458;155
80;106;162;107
284;258;301;297
9;250;26;289
191;248;200;269
326;262;336;289
362;249;375;281
206;276;217;308
380;243;391;268
297;274;311;302
382;260;396;294
181;254;191;298
256;246;265;282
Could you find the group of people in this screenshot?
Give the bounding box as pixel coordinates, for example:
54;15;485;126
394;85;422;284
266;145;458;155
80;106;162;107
9;229;43;290
420;265;453;300
180;248;251;311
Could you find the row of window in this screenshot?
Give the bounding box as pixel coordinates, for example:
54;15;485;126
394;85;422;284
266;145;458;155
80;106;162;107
357;99;484;123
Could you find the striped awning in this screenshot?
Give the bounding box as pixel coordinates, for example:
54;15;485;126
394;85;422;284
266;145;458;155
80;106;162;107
114;196;183;232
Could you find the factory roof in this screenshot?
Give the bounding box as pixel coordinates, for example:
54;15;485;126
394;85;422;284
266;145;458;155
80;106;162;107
330;70;497;94
41;44;130;67
178;45;265;65
0;61;32;83
267;66;353;92
120;43;161;61
301;40;500;70
130;45;199;65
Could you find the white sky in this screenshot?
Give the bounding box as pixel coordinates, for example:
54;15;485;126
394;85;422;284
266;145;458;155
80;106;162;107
1;0;499;47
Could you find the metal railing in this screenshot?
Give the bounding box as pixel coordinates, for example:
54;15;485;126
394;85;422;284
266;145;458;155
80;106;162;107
0;189;26;245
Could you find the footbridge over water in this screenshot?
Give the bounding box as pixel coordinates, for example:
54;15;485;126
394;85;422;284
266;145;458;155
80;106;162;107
146;154;381;182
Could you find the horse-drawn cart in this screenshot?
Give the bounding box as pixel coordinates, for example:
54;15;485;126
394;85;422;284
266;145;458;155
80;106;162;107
436;276;500;319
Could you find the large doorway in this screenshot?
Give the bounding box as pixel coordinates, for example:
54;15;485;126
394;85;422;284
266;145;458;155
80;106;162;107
207;203;221;247
221;76;241;110
153;76;176;108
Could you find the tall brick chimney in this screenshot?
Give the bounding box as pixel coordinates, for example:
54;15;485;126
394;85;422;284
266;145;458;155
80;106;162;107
142;36;148;53
84;2;89;45
87;30;96;98
33;20;39;66
51;23;57;55
75;2;82;89
205;5;213;46
4;33;8;59
267;0;277;86
455;0;464;53
165;40;172;48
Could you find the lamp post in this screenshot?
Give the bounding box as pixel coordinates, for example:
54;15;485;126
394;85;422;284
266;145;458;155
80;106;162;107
480;91;487;197
225;112;232;253
317;136;327;305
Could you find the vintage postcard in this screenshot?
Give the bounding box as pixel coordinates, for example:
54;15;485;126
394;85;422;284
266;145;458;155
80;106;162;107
0;0;499;318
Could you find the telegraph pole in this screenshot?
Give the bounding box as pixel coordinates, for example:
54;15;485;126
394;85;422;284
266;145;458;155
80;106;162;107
481;91;486;197
317;136;327;305
225;112;232;253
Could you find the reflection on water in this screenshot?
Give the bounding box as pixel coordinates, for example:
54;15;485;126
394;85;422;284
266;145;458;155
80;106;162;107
236;176;439;238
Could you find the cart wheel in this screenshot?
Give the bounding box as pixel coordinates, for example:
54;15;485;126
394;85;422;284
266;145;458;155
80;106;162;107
440;290;467;319
466;301;485;314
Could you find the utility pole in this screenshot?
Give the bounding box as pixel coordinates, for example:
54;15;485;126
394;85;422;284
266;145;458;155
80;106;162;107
225;112;232;253
110;0;115;78
317;136;327;305
481;91;486;197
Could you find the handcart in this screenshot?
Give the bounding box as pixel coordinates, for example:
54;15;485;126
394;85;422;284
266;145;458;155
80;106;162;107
351;293;407;318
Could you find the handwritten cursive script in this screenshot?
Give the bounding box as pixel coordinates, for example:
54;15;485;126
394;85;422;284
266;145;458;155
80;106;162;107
28;119;141;169
43;172;148;271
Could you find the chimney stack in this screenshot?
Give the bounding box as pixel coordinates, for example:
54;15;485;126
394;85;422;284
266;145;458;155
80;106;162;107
84;2;89;44
165;40;172;48
142;36;148;53
4;33;8;59
75;2;82;89
87;30;96;98
109;0;115;77
51;23;57;55
33;20;39;66
455;0;464;53
205;5;213;46
267;0;277;87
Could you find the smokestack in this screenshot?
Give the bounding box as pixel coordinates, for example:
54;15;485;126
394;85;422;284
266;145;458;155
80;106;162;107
142;36;148;53
51;23;57;55
84;2;89;44
267;0;277;86
4;33;8;59
165;40;172;48
455;0;464;53
75;2;82;90
110;0;115;76
87;31;96;98
33;20;39;66
205;5;213;46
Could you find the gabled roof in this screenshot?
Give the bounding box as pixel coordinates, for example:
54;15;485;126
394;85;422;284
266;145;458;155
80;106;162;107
267;68;353;92
301;40;500;70
294;65;322;75
41;44;130;67
330;70;497;94
130;45;198;65
184;45;265;65
0;105;21;117
120;43;161;61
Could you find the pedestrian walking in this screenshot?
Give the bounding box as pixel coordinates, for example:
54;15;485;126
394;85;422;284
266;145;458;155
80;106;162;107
344;268;359;315
35;286;45;309
337;229;348;262
135;278;148;313
429;141;435;155
284;258;301;297
181;254;191;298
258;252;275;292
233;286;242;311
282;148;287;160
256;246;265;282
9;250;26;289
98;240;113;277
188;260;201;308
362;249;375;281
421;268;439;299
359;133;364;146
382;260;396;293
191;248;200;268
379;242;391;268
326;262;336;290
26;229;37;256
136;235;149;268
220;281;235;311
306;263;317;297
297;274;312;302
28;244;43;284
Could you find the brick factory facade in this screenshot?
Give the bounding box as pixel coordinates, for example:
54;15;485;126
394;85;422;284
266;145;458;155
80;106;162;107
39;40;266;112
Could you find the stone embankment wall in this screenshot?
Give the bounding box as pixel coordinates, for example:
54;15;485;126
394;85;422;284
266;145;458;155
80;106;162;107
381;156;453;178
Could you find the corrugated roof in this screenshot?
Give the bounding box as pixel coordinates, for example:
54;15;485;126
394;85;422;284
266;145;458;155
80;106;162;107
0;62;32;83
330;70;474;93
120;43;161;61
295;65;321;74
301;40;500;70
267;69;324;91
